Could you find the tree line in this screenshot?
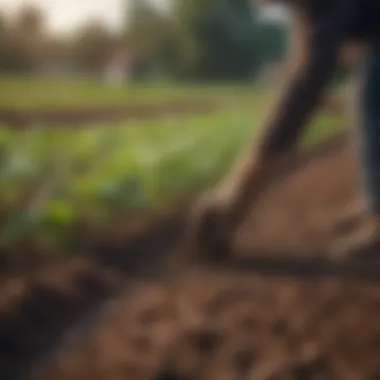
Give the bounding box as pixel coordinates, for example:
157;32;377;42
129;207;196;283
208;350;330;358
126;0;289;80
0;5;121;74
0;1;289;80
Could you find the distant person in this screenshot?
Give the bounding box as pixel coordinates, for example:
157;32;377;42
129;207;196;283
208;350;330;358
103;51;127;85
191;0;380;260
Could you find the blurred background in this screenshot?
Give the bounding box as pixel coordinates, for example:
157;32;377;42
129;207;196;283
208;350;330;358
0;0;289;81
0;0;346;262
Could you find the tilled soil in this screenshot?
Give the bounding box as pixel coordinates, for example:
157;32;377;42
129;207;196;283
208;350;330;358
3;133;380;380
0;94;344;128
238;134;359;259
35;272;380;380
0;99;223;127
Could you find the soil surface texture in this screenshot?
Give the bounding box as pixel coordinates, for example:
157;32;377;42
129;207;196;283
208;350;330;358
3;133;380;380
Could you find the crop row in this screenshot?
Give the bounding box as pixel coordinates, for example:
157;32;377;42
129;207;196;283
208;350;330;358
0;99;343;257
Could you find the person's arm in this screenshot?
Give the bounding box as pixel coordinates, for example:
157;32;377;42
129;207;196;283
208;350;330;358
258;0;354;155
219;0;355;227
281;5;309;85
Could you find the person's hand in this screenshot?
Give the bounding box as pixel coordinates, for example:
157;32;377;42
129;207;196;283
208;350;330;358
186;150;278;264
186;188;234;264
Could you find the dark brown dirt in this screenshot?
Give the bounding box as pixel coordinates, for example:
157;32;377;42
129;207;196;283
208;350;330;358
34;272;380;380
3;132;380;380
0;212;185;380
237;134;358;259
0;99;223;127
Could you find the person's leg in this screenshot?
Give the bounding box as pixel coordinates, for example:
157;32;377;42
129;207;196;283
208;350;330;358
332;43;380;259
360;44;380;213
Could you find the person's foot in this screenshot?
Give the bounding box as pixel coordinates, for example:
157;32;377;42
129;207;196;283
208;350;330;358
330;215;380;261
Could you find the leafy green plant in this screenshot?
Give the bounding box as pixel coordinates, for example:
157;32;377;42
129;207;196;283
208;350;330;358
0;97;344;254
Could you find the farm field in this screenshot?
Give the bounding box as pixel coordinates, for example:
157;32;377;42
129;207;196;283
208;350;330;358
2;78;376;380
0;76;252;108
0;77;260;126
0;86;343;261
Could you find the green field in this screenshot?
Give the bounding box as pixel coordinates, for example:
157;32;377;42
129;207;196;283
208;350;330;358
0;78;345;256
0;76;256;109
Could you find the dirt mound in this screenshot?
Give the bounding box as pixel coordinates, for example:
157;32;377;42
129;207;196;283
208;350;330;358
0;213;184;380
34;272;380;380
0;260;121;380
3;133;380;380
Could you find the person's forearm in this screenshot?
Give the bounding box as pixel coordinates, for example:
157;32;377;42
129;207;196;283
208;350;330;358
257;0;354;157
258;49;337;156
223;29;343;226
219;0;354;227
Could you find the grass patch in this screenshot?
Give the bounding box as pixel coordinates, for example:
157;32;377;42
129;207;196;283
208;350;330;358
0;76;255;109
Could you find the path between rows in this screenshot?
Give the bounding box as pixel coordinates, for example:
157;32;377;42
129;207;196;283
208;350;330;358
0;97;234;127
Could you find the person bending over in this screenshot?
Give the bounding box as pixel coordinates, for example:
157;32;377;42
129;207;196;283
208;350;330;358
190;0;380;261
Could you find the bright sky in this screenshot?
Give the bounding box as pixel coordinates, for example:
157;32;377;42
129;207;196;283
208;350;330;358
0;0;135;35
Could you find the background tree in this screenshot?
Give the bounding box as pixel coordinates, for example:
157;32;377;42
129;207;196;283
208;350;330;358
255;21;288;67
165;0;288;80
3;5;47;72
171;0;259;80
0;11;11;71
124;0;176;78
71;21;118;73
